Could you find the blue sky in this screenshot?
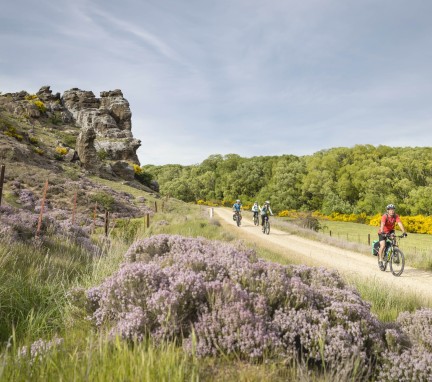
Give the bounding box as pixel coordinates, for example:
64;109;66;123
1;0;431;165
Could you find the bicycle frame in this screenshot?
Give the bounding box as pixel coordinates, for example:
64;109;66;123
380;233;406;276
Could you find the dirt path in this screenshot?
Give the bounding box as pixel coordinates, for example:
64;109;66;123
214;208;432;302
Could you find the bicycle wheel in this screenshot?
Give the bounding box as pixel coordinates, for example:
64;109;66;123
265;221;270;235
236;214;241;227
390;248;405;276
254;215;259;226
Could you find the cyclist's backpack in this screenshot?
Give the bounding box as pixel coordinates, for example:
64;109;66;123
372;240;380;256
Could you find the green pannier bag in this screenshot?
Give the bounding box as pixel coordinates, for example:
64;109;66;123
372;240;380;256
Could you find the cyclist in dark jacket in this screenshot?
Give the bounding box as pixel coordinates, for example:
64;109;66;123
260;201;273;226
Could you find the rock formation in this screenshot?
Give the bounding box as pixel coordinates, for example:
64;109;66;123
62;88;141;166
0;86;142;181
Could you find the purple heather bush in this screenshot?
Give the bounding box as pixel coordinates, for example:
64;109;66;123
377;309;432;381
0;205;98;254
18;337;64;364
84;234;392;373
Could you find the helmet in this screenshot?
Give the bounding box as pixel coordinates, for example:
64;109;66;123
236;199;240;203
265;200;270;204
386;204;396;210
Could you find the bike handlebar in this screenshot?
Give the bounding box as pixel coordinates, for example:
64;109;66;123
383;233;407;239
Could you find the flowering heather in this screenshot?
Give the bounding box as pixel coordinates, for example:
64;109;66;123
376;309;432;381
0;205;98;254
85;234;388;370
18;337;64;363
18;189;37;210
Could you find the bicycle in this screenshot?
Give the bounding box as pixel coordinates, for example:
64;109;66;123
378;233;406;276
253;212;259;226
233;210;242;227
262;215;270;235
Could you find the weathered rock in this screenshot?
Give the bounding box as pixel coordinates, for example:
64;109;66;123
61;88;141;166
36;86;61;102
76;126;99;171
110;161;135;181
95;138;141;162
64;149;79;162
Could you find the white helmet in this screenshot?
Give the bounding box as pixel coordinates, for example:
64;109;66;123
386;203;396;210
236;199;240;203
265;200;270;204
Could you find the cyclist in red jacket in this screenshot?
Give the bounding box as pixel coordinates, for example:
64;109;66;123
377;204;407;270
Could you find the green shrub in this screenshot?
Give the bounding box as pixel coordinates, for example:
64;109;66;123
61;133;77;148
97;149;108;160
90;192;115;211
29;136;39;145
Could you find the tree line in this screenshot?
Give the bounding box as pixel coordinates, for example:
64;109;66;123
141;145;432;215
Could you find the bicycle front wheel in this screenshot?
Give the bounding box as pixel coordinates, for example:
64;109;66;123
264;221;270;235
390;248;405;276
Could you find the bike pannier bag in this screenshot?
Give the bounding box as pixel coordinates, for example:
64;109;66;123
372;240;380;256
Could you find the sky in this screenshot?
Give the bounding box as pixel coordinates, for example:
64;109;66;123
1;0;432;165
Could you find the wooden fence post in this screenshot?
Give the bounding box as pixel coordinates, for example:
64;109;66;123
368;234;370;245
0;165;5;206
162;201;164;212
72;191;77;225
329;230;332;237
154;201;158;213
146;213;150;228
36;180;49;237
92;202;98;233
104;211;109;237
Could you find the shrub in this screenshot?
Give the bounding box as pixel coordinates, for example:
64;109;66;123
83;235;385;372
33;148;44;156
29;136;39;145
33;100;46;113
55;147;68;156
90;192;115;211
97;149;108;161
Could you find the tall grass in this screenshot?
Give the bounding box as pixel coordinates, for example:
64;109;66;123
0;238;92;344
0;334;199;382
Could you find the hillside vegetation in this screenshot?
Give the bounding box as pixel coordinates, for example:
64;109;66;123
142;146;432;215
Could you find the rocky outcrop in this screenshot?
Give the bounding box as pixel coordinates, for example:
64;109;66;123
0;86;142;181
62;88;141;167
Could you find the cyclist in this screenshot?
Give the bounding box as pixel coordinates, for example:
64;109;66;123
251;201;260;221
232;199;242;221
260;200;273;226
377;204;407;270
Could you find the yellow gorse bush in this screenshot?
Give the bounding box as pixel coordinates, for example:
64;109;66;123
133;164;142;174
55;147;68;156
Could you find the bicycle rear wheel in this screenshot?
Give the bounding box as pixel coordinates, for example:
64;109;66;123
390;248;405;276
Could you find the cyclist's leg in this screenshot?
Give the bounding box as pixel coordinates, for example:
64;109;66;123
378;234;386;262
